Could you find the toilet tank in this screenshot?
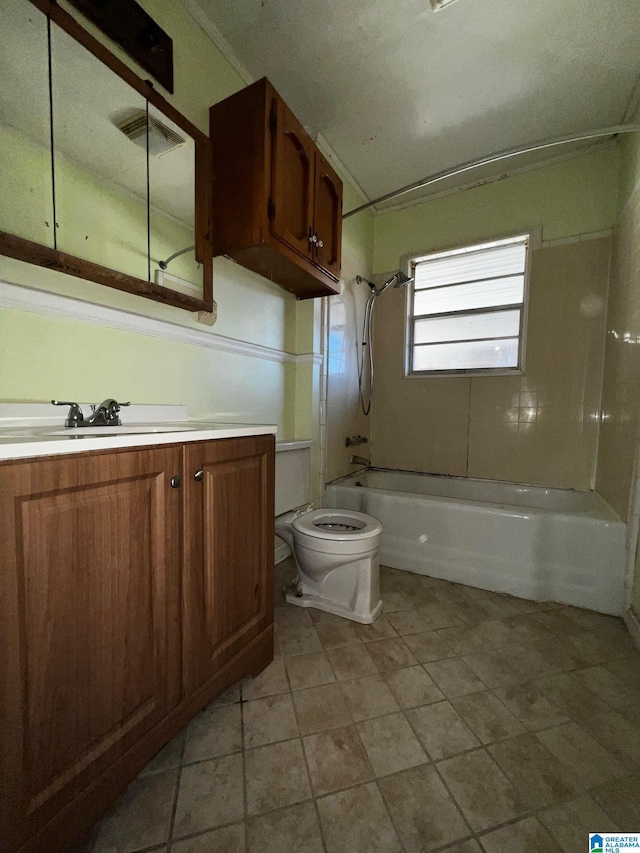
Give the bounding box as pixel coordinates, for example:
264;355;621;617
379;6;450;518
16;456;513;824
275;440;312;515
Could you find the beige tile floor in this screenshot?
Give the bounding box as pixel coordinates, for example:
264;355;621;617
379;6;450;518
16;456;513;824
86;558;640;853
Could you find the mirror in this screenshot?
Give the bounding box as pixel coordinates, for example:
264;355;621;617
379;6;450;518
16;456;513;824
0;0;54;248
148;103;203;300
0;0;212;312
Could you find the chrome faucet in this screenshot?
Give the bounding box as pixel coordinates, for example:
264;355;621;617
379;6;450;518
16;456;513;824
88;399;130;426
52;399;131;427
350;454;369;467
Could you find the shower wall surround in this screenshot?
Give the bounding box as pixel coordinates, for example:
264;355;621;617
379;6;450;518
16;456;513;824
596;133;640;614
597;134;640;522
371;236;610;490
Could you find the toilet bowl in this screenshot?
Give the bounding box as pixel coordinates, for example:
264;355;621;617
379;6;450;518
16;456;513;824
275;507;383;624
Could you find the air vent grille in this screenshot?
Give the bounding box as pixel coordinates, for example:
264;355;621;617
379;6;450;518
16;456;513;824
117;111;185;156
430;0;459;10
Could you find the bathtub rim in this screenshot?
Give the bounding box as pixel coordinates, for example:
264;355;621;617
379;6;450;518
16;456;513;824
325;467;624;524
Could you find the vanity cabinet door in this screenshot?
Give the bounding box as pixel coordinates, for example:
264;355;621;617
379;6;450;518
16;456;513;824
0;447;182;851
182;435;275;694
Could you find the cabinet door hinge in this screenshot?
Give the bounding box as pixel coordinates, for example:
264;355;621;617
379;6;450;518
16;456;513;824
267;197;275;219
269;104;277;134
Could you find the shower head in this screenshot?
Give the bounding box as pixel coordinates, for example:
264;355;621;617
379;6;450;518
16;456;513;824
376;270;413;295
392;271;413;288
357;271;413;297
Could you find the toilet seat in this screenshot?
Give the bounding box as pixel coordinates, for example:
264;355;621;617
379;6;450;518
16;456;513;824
292;509;382;542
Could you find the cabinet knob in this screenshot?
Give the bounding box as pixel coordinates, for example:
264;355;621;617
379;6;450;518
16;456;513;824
194;469;204;482
170;476;182;488
308;233;318;245
317;239;324;248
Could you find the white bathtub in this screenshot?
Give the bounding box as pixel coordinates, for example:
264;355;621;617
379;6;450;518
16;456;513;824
324;470;626;615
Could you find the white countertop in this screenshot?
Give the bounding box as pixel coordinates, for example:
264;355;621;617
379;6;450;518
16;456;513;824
0;403;277;462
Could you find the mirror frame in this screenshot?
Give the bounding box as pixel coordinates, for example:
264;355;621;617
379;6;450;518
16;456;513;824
0;0;213;312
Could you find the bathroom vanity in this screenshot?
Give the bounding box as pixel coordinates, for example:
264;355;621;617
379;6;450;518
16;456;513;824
0;407;275;853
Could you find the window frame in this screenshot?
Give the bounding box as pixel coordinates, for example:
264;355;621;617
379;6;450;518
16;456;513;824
402;230;535;378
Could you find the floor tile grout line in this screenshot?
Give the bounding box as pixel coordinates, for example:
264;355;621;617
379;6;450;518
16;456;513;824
283;659;330;852
165;731;187;853
430;744;523;849
379;741;475;851
426;736;633;847
371;776;411;852
169;818;246;848
128;843;172;853
239;678;249;853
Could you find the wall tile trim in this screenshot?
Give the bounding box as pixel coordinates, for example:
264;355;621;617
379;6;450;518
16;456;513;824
0;280;322;366
541;228;613;248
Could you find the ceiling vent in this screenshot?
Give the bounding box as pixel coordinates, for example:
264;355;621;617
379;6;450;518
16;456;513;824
430;0;459;9
117;111;185;156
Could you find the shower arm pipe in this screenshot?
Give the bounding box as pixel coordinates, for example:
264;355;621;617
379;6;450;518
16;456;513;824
342;123;640;219
159;244;196;270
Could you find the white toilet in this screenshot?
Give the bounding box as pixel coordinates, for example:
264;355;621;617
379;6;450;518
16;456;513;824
275;442;383;624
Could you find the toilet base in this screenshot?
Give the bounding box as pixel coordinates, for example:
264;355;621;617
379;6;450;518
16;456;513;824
285;590;383;624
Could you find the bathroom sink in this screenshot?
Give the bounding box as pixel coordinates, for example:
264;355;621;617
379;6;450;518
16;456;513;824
49;424;199;436
0;424;199;437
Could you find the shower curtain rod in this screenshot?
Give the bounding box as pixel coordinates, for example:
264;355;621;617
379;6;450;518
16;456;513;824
342;123;640;219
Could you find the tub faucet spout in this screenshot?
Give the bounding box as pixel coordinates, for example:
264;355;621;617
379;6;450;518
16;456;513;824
350;455;369;467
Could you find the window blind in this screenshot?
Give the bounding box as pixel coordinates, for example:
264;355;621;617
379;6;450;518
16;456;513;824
409;235;528;374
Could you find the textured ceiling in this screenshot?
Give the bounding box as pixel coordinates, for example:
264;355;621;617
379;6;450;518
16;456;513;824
195;0;640;211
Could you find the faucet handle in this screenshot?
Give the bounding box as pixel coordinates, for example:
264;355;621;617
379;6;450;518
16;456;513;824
96;399;131;425
51;400;84;427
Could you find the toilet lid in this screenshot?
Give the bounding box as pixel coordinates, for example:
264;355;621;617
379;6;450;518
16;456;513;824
292;508;382;541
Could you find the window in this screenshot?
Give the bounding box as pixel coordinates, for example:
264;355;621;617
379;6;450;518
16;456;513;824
406;234;530;376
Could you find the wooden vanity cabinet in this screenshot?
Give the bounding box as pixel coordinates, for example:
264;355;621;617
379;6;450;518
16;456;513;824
0;434;275;853
209;77;343;299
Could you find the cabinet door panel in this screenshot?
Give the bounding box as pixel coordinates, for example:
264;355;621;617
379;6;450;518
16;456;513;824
313;150;343;280
270;97;314;260
183;436;274;694
0;447;181;847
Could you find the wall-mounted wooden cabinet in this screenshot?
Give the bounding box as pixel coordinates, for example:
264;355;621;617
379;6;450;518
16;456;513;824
0;435;274;853
210;78;343;299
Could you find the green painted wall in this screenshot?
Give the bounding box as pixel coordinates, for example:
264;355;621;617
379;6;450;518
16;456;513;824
373;146;620;271
342;182;375;271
